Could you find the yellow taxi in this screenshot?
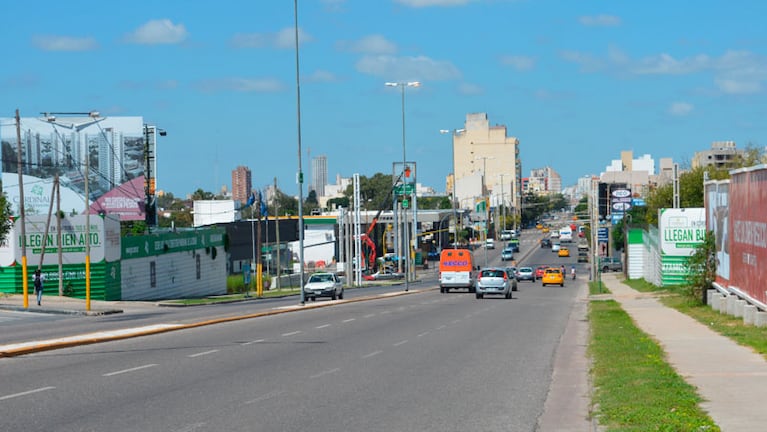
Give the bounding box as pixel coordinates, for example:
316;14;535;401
541;267;564;287
558;247;570;257
542;226;550;234
536;223;543;230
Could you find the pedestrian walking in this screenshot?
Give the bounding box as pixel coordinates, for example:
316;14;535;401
33;269;45;306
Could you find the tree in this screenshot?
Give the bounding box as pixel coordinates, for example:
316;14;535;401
644;165;729;226
0;191;13;243
191;188;215;200
271;189;298;216
686;231;717;305
343;173;396;211
304;190;319;214
418;196;451;210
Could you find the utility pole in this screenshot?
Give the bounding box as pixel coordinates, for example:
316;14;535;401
16;110;29;308
274;177;281;290
256;190;263;297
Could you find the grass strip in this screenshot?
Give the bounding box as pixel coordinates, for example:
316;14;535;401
589;300;719;431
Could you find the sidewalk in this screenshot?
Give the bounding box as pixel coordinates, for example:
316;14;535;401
0;293;153;316
599;273;767;432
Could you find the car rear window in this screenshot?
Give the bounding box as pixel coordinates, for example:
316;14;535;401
481;270;505;277
519;267;532;272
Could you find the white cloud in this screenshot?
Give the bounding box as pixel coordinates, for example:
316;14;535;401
395;0;475;7
230;28;312;49
356;55;461;81
668;102;694;116
305;70;339;83
458;82;483;95
561;47;767;95
338;35;397;55
579;15;621;27
32;35;98;51
500;55;535;71
193;78;284;93
125;19;188;45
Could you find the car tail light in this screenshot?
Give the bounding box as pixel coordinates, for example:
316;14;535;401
503;273;508;280
477;273;482;280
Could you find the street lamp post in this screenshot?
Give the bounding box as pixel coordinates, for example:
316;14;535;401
440;128;465;247
294;0;306;304
143;124;166;233
43;111;101;311
475;155;494;243
386;81;420;288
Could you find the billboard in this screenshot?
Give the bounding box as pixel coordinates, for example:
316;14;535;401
1;115;152;221
0;214;121;267
705;180;730;284
728;165;767;306
658;207;706;285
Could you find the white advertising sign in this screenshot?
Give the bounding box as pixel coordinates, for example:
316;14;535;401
659;208;706;256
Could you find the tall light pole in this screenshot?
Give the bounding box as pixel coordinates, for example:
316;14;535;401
497;173;507;236
386;81;420;287
475;155;494;244
143;124;166;233
294;0;306;304
43;111;100;311
440;128;465;247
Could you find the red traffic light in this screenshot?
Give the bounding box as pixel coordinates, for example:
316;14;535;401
404;166;411;178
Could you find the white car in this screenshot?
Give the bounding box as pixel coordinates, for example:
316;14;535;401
303;272;344;301
485;238;495;249
551;243;561;253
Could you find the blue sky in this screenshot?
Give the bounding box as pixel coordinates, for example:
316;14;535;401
3;0;766;198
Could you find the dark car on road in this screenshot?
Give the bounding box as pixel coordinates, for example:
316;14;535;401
540;238;552;248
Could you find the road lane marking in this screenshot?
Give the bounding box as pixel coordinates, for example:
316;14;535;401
436;325;447;330
315;324;331;329
363;314;375;318
342;318;355;323
393;340;408;347
188;349;219;358
245;390;285;404
103;363;158;377
380;310;392;314
281;331;301;337
451;319;461;324
241;339;266;345
361;350;382;359
417;331;430;338
0;386;55;401
310;368;340;379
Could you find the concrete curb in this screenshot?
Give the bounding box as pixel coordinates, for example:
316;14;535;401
0;286;434;358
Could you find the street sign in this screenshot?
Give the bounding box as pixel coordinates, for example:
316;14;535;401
598;227;609;241
402;199;409;208
395;183;415;195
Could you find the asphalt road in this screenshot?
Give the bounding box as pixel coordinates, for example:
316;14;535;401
0;230;586;431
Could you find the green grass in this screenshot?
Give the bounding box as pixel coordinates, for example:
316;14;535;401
589;300;720;431
589;280;611;295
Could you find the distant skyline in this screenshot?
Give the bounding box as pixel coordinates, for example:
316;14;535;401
3;1;766;197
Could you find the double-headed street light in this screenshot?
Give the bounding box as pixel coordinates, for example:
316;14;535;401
440;128;465;247
386;81;420;288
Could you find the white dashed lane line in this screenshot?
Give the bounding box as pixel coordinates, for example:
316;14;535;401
241;339;266;345
315;324;331;329
361;350;382;359
310;368;340;379
0;386;56;401
245;390;285;405
103;364;158;377
417;331;430;338
188;349;219;358
281;331;301;337
363;314;375;318
393;340;408;347
342;318;355;323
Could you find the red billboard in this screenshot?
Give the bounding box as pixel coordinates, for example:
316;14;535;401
728;166;767;306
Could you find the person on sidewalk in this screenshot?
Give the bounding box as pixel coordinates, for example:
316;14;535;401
33;269;45;306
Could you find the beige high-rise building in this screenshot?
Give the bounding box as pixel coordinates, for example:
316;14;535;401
452;113;520;211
